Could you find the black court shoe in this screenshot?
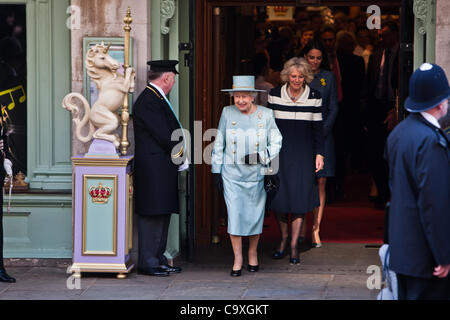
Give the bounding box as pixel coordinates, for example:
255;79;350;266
272;250;286;259
289;247;300;265
230;269;242;277
248;264;259;272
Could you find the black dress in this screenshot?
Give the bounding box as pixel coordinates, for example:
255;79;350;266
267;84;324;214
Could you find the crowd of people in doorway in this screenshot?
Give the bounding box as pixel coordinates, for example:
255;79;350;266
208;7;449;299
253;8;401;210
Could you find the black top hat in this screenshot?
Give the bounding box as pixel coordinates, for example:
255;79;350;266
147;60;179;74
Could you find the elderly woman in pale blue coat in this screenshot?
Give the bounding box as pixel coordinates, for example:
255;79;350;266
212;75;282;277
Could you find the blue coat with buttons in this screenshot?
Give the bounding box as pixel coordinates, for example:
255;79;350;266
385;113;450;278
211;105;282;235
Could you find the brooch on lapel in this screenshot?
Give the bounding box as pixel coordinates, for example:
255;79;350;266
320;78;326;86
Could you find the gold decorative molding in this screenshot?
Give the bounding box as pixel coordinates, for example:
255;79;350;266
125;173;134;255
120;7;133;156
69;261;134;274
71;156;133;167
82;175;118;256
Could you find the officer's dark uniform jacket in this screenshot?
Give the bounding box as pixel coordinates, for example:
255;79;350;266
132;83;184;216
386;113;450;278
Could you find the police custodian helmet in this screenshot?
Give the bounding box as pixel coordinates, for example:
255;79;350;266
405;63;450;113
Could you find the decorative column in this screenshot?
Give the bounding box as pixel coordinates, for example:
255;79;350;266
413;0;436;69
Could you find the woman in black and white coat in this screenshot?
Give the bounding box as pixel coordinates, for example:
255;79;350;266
267;57;324;264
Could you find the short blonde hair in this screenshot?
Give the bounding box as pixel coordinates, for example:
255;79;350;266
280;57;314;84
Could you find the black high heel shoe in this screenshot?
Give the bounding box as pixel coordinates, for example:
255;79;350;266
272;238;288;259
230;269;242;277
289;247;300;265
272;250;286;259
248;264;259;272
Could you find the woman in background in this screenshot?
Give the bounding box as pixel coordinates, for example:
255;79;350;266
300;40;338;247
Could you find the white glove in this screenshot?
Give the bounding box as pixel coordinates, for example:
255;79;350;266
4;158;12;176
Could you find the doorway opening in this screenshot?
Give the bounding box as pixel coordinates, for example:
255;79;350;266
194;1;407;247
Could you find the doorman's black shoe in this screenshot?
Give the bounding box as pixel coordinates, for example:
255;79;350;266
160;264;182;274
137;267;169;277
0;269;16;283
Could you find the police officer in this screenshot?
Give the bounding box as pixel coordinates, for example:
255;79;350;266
132;60;186;277
385;63;450;299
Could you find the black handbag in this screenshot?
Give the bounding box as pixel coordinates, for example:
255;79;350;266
264;173;280;193
263;152;280;193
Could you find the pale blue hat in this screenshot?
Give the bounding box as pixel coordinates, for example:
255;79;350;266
221;75;265;92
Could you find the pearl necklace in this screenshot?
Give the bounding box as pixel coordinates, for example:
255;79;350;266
288;87;302;102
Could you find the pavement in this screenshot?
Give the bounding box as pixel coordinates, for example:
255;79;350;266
0;241;383;300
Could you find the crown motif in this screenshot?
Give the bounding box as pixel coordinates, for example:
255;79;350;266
89;183;112;204
273;6;288;16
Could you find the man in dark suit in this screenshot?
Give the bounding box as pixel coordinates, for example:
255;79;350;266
321;26;366;200
335;30;366;186
386;63;450;299
364;20;399;209
132;60;186;277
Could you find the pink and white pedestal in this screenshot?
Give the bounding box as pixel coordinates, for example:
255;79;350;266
68;140;134;279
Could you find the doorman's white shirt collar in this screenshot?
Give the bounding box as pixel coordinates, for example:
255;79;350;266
149;82;168;101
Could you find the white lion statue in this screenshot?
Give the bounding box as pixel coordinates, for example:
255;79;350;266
62;43;135;148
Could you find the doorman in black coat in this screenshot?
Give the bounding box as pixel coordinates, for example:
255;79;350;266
132;60;186;277
386;63;450;299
